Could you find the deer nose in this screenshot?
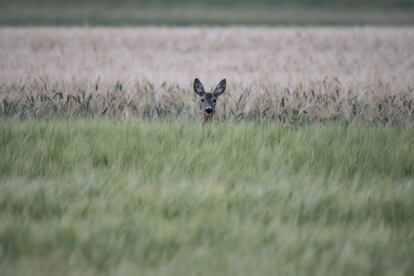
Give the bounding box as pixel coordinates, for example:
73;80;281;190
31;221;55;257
205;107;213;114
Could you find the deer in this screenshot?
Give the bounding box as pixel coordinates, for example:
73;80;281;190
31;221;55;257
193;78;226;122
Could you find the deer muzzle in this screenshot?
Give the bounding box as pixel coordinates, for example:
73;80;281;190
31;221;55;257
205;107;213;114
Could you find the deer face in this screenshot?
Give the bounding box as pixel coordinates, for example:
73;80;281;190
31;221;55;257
193;78;226;119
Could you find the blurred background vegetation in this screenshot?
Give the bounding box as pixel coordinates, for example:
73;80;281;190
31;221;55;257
1;0;414;8
1;0;414;25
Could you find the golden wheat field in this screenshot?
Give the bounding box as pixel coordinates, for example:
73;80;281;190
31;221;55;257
1;27;413;124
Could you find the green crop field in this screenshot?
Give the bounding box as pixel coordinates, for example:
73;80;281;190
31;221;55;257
1;120;414;275
1;0;414;25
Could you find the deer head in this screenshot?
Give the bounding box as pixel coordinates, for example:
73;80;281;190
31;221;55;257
193;78;226;121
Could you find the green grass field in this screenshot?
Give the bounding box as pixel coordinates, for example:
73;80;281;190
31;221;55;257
1;119;413;275
1;0;414;25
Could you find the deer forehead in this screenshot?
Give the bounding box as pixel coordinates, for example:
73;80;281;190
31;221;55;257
204;93;214;99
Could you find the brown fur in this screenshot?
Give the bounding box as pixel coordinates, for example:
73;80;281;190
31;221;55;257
193;78;226;122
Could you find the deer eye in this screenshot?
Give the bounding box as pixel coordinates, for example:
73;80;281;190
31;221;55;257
201;99;204;102
213;99;216;103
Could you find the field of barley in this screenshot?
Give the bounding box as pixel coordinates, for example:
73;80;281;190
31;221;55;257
1;22;414;276
1;27;414;124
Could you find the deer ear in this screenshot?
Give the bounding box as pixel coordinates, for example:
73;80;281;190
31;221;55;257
193;78;205;96
214;79;226;96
